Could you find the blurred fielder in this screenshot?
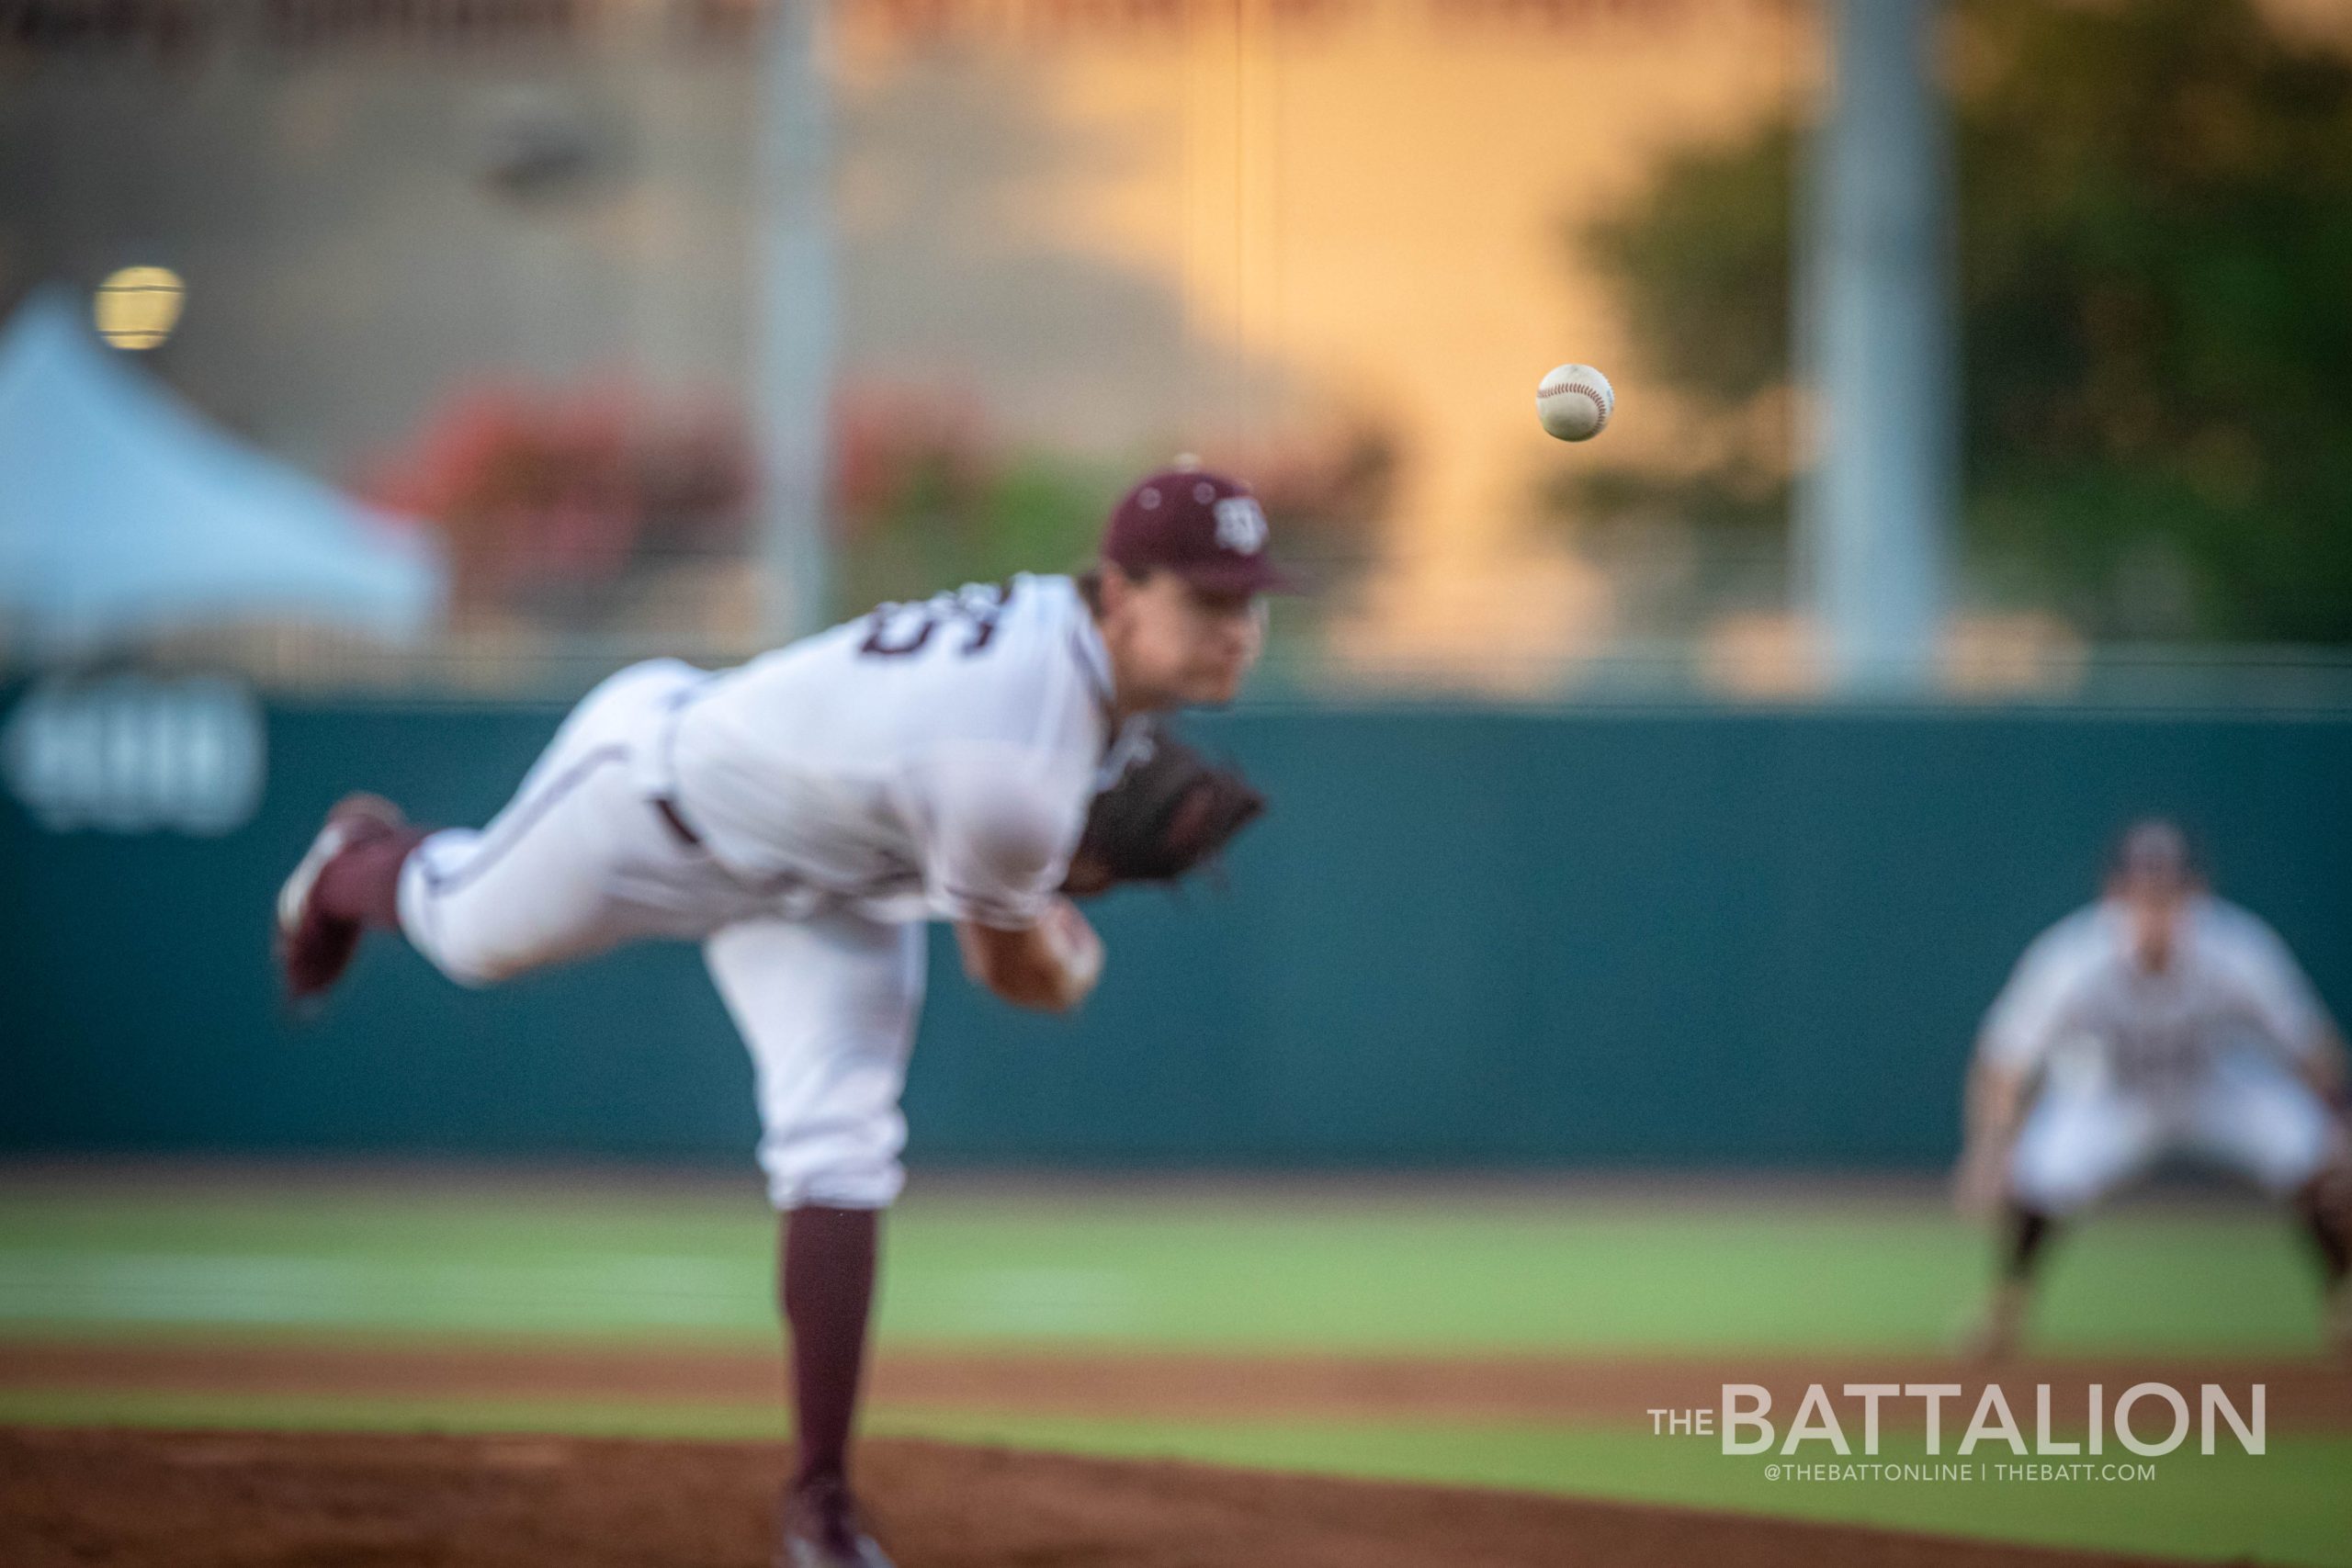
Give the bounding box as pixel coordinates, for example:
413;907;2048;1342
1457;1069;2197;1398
272;466;1283;1568
1955;818;2352;1358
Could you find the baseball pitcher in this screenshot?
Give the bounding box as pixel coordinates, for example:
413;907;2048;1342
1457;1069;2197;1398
273;465;1285;1568
1953;818;2352;1358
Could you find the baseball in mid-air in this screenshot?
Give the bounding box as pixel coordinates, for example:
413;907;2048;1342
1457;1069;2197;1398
1536;363;1615;442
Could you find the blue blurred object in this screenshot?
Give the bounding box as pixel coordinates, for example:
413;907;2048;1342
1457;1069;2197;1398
0;289;444;656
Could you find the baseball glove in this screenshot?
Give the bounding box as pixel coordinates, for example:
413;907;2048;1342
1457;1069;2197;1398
1062;722;1265;895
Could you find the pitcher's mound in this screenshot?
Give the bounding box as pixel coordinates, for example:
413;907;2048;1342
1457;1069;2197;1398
2;1426;2165;1567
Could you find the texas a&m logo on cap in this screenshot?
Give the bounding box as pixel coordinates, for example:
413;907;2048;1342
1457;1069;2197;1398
1214;496;1269;556
1102;464;1297;593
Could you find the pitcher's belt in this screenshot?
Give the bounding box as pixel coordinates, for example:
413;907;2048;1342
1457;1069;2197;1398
651;796;703;849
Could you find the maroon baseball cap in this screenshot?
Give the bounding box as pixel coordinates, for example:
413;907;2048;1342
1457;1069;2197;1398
1101;465;1299;594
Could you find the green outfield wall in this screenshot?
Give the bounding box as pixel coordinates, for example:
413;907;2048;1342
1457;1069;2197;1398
5;690;2349;1168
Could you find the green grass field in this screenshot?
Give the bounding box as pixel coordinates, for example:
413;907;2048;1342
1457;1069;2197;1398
3;1175;2346;1565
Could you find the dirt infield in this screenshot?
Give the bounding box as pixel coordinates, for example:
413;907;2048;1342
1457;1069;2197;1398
0;1425;2181;1568
5;1339;2346;1429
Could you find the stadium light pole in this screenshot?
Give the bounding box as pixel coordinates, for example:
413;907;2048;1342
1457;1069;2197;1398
1799;0;1954;694
753;0;838;642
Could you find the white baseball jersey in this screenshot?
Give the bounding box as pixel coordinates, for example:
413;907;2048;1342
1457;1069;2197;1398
394;572;1130;1212
662;572;1120;930
1984;897;2345;1213
1980;897;2332;1094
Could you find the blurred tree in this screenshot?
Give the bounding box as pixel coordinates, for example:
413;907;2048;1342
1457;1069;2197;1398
829;383;1119;615
1564;0;2352;642
364;386;750;628
831;379;1396;620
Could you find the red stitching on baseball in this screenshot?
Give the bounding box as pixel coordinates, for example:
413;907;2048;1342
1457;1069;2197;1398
1541;380;1611;422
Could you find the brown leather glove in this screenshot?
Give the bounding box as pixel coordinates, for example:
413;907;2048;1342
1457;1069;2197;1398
1063;721;1265;896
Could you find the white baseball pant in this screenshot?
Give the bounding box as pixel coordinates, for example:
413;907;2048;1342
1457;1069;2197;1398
2007;1051;2346;1215
396;658;928;1210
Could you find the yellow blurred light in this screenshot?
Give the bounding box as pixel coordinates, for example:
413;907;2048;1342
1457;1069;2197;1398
94;266;186;350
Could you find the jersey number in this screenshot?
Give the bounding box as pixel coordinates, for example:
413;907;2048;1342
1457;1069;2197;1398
858;581;1012;659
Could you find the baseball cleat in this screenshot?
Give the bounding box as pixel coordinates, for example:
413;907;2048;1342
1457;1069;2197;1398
777;1476;894;1568
275;793;406;1006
